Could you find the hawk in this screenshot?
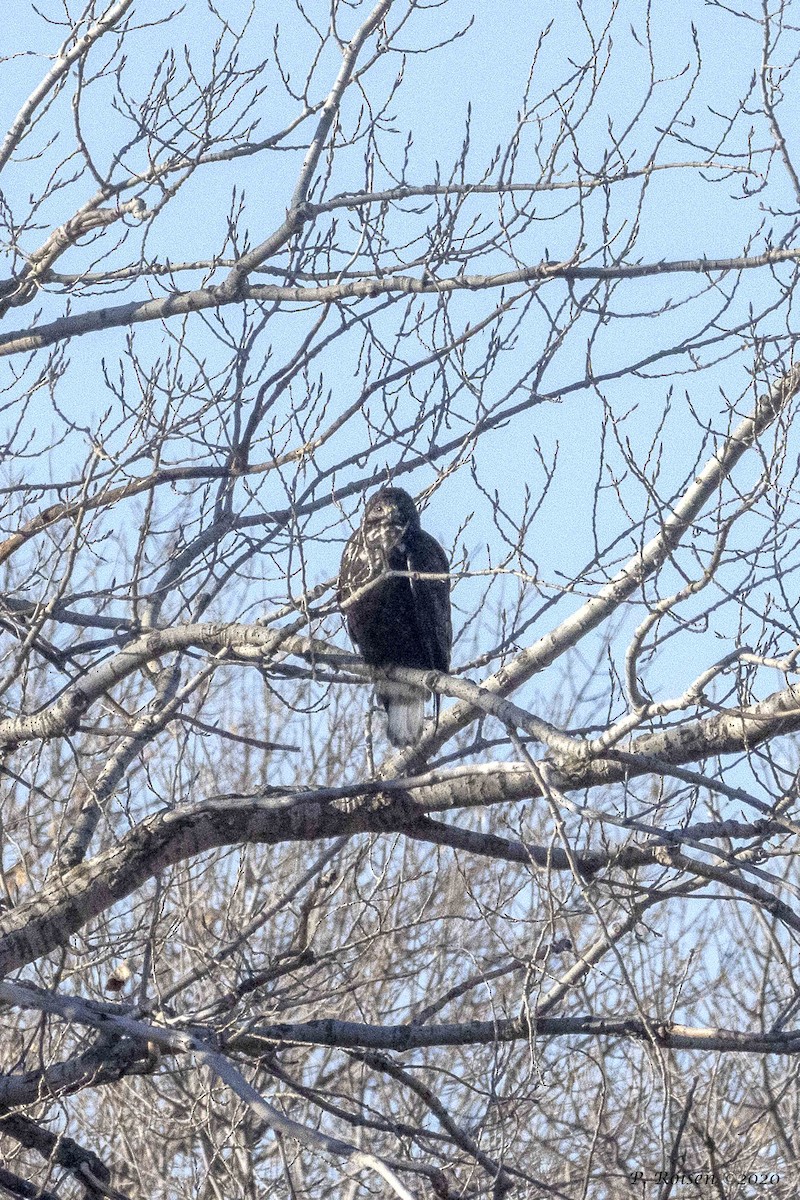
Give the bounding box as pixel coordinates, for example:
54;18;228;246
338;487;452;746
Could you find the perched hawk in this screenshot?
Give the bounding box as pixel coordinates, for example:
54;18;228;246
338;487;452;746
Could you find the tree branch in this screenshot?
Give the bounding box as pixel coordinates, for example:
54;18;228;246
1;251;799;358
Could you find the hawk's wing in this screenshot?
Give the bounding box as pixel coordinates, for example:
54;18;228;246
407;530;451;674
338;528;370;642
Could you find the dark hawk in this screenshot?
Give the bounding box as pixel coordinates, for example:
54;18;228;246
338;487;452;746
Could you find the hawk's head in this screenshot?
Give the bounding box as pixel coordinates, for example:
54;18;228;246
363;487;421;534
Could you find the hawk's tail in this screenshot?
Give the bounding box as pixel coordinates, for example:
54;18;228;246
376;682;425;747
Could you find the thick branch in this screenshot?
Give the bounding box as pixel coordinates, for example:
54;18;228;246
1;251;799;358
0;0;136;174
0;1113;118;1197
218;0;394;298
232;1014;800;1057
0;981;419;1200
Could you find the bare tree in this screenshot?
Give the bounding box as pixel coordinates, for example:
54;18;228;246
2;0;800;1196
